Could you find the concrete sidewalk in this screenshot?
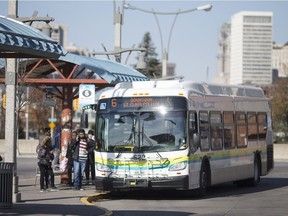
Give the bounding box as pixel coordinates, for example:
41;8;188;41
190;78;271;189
0;177;110;216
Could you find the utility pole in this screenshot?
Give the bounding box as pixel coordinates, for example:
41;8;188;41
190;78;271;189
93;0;147;69
25;87;29;139
113;0;124;62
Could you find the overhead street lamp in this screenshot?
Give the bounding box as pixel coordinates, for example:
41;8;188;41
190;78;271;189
124;3;212;78
92;0;147;69
92;47;147;70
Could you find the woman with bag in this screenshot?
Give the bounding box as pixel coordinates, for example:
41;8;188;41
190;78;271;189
38;128;58;192
37;142;50;192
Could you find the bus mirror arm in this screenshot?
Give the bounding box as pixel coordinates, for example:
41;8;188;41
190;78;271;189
80;112;88;128
193;133;200;149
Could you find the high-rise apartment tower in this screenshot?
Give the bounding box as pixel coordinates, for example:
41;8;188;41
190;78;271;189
230;11;273;85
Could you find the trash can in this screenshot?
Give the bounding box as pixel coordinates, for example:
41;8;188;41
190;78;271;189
0;162;14;208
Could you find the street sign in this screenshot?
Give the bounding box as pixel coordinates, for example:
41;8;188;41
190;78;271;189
48;118;57;122
49;122;56;129
79;84;95;106
43;92;56;107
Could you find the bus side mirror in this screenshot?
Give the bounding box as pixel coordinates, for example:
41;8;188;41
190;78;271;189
80;113;88;128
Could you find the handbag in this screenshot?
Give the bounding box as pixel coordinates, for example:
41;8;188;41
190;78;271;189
60;157;68;172
39;158;49;166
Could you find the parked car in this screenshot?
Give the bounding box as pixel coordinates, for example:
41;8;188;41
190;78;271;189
274;131;288;143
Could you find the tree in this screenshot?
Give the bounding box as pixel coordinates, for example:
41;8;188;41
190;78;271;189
271;78;288;134
137;32;161;79
15;60;62;139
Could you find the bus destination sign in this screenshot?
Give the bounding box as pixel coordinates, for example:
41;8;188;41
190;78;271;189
98;97;187;111
117;97;161;108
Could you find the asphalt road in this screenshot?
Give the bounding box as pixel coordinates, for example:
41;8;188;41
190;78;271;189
16;157;288;216
92;162;288;216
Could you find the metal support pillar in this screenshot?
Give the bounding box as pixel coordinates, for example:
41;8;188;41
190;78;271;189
4;0;21;203
60;86;73;183
5;59;21;202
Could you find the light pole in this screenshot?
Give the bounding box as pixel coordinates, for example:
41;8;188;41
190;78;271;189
93;0;147;69
124;3;212;78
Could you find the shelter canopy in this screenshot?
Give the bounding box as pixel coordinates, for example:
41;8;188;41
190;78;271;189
59;53;148;83
0;15;149;85
0;15;66;58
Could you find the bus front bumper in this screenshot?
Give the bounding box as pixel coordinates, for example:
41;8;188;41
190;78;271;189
95;176;189;191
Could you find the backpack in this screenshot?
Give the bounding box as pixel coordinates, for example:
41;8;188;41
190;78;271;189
36;144;47;159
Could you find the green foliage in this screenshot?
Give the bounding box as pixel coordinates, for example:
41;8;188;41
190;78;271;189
137;32;161;78
271;78;288;133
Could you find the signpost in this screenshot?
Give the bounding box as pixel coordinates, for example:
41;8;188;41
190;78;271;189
79;84;95;107
49;122;55;129
48;117;56;129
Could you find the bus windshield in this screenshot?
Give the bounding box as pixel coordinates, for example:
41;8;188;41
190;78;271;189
96;111;187;153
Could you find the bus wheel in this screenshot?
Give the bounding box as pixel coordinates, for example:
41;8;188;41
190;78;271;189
247;158;260;187
195;162;209;197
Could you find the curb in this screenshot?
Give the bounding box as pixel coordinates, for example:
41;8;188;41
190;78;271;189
81;193;113;216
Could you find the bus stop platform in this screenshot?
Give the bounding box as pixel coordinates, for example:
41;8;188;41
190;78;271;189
0;176;110;216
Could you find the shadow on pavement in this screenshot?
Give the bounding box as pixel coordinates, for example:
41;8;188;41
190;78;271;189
0;203;105;215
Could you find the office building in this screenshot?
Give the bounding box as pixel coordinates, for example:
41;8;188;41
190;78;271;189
32;22;68;48
272;43;288;77
215;22;231;84
230;11;273;85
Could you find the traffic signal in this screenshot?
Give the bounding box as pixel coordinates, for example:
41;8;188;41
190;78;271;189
73;98;80;111
2;93;6;110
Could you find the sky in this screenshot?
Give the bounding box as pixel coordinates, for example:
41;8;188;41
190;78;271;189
0;0;288;82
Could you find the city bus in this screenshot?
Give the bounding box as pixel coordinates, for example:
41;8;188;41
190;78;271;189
92;80;273;196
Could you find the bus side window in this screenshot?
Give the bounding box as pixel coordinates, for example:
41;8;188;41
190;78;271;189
211;126;222;149
247;112;257;142
223;112;235;149
189;112;198;133
210;112;223;150
258;113;267;141
199;111;209;151
236;112;247;148
189;111;199;152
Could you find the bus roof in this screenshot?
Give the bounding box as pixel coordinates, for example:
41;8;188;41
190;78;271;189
111;80;265;98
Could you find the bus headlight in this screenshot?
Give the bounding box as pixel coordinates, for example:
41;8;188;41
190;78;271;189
169;161;187;171
96;163;111;172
